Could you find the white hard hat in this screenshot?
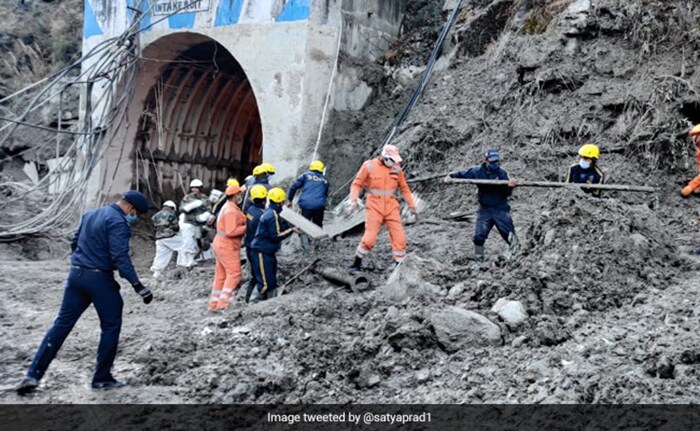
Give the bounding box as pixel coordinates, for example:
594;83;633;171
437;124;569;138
163;200;176;210
190;179;203;188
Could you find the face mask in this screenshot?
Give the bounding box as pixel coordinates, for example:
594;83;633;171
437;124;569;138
579;160;591;170
125;214;138;224
382;157;395;168
487;162;499;171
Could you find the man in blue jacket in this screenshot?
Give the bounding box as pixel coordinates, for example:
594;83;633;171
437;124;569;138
286;160;329;253
249;188;297;303
447;149;520;262
243;185;268;303
16;191;154;395
242;164;273;212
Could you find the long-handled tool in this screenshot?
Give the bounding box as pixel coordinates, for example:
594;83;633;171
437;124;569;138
278;258;319;296
444;177;656;193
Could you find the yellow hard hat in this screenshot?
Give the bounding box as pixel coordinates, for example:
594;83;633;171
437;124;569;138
267;187;286;203
310;160;324;173
690;124;700;136
252;165;266;176
250;184;268;200
261;163;276;174
226;178;239;187
578;143;600;159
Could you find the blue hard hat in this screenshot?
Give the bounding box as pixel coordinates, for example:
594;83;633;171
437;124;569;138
122;190;150;214
485;149;500;162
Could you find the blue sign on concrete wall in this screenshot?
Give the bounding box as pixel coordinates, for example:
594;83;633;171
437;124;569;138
84;0;311;38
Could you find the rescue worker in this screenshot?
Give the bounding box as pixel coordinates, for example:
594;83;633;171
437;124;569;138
286;160;330;253
213;178;239;216
177;179;212;269
242;165;272;212
447;149;520;262
349;145;418;273
566;143;605;198
209;184;247;311
244;185;268;302
16;191;154;395
150;200;181;279
681;124;700;197
249;188;297;303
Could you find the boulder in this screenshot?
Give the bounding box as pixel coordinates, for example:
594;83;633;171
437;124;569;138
430;306;502;352
491;298;528;327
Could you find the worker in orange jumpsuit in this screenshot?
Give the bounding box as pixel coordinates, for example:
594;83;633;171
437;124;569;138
681;124;700;197
349;145;419;272
209;184;247;311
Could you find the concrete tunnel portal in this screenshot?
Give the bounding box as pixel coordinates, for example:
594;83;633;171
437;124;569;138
133;33;262;203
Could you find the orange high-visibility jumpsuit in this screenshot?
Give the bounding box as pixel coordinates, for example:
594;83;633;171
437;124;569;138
683;142;700;196
350;157;417;262
209;201;247;310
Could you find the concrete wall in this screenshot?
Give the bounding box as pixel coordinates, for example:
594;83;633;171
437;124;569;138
81;0;404;202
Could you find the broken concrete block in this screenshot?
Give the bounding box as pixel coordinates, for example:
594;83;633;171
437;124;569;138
491;298;528;327
430;306;503;352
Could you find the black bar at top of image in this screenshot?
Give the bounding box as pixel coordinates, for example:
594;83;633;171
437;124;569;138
1;405;699;431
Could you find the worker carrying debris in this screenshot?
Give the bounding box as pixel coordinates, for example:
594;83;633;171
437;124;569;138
249;188;298;303
150;200;181;279
178;179;213;269
286;160;330;254
566;143;605;198
349;145;419;273
244;185;268;302
209;184;247;311
243;164;274;212
16;191;154;395
681;124;700;197
446;149;520;262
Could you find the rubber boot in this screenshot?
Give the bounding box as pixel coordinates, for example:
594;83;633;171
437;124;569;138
508;232;521;261
474;245;485;262
349;256;362;274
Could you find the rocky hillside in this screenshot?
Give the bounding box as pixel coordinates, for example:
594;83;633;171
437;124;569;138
0;0;81;101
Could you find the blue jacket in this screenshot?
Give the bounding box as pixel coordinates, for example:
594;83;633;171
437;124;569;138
244;201;266;248
288;171;329;210
566;163;605;197
450;164;512;209
71;203;140;285
242;177;270;213
250;203;294;254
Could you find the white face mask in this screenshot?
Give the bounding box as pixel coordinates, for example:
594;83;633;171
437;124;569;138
579;160;591;170
382;157;395;168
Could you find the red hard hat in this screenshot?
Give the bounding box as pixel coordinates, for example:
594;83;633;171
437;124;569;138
226;185;241;196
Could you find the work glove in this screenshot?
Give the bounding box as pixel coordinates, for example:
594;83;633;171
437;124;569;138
133;282;153;304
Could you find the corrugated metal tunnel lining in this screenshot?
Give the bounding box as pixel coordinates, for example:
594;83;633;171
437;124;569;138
135;38;262;203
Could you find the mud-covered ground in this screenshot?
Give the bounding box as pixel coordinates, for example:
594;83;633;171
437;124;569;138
4;0;700;404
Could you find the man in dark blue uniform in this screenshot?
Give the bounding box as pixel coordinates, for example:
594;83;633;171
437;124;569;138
243;185;268;303
17;191;154;395
566;143;604;197
447;149;520;262
249;188;296;303
286;160;330;253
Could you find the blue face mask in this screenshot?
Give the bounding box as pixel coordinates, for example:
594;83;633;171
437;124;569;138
579;160;591;170
125;214;139;224
487;162;499;171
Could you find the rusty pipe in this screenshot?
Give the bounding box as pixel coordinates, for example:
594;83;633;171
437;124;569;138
315;267;369;293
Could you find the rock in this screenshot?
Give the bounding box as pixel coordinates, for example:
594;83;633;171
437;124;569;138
512;335;528;348
430;306;503;352
231;325;251;335
415;369;430;384
447;282;466;300
657;356;675;379
491;298;528;327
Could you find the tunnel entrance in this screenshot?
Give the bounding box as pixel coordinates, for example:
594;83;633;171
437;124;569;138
134;36;262;204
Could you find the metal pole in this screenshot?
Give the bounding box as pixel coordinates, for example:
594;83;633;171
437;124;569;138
444;178;656;193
